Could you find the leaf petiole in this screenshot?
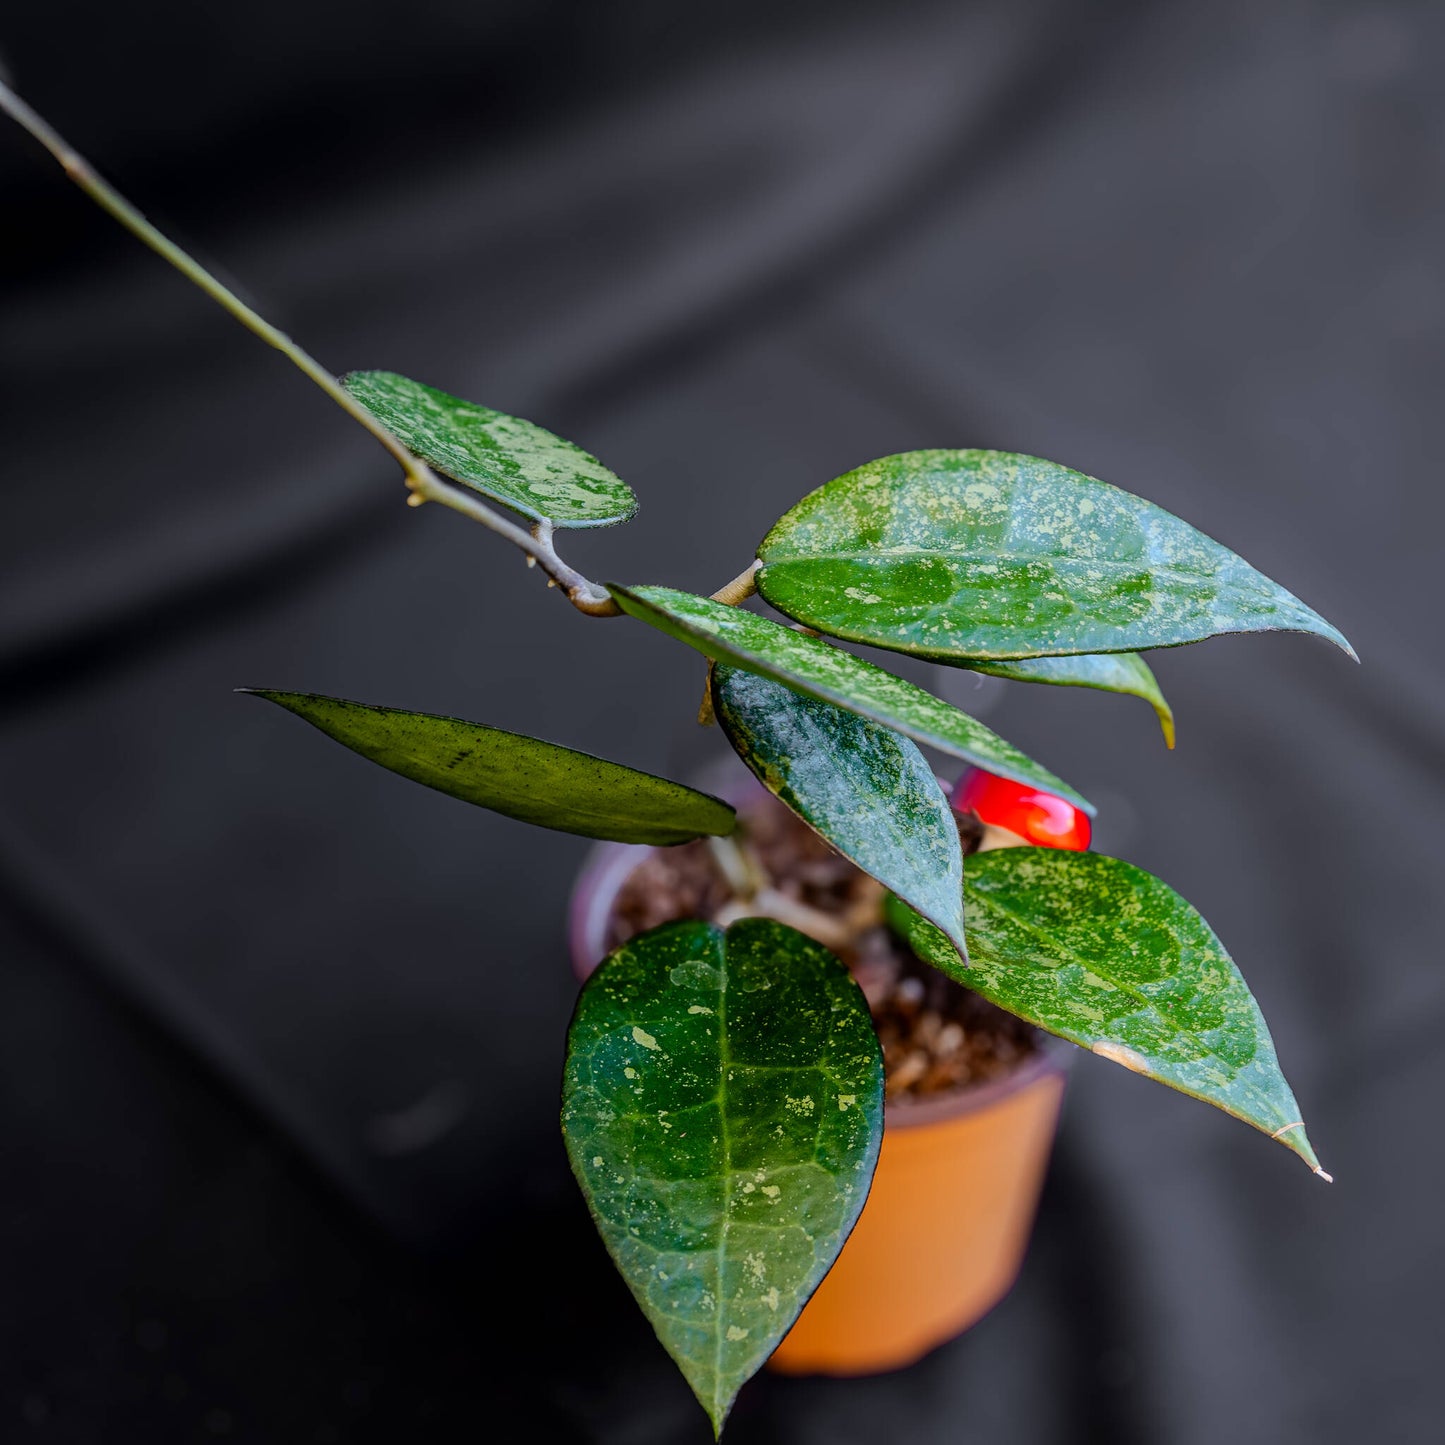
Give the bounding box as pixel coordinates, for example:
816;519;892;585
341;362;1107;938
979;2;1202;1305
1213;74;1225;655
709;561;761;606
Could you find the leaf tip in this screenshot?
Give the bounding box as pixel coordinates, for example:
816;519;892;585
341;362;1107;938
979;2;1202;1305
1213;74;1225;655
1315;618;1359;663
1290;602;1357;663
707;1398;731;1440
236;686;293;707
1160;708;1177;750
1271;1118;1329;1177
945;927;970;970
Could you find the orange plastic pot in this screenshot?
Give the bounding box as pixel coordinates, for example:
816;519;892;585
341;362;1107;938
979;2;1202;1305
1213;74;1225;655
767;1042;1067;1374
569;805;1070;1378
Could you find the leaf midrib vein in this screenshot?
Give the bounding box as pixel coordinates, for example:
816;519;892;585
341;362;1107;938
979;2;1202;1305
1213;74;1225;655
968;889;1216;1048
711;947;734;1426
761;550;1223;583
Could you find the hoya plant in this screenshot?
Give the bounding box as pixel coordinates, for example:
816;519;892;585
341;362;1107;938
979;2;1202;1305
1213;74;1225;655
5;84;1352;1436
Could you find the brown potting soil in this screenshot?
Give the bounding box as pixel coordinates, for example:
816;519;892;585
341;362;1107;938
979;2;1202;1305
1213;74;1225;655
608;794;1038;1101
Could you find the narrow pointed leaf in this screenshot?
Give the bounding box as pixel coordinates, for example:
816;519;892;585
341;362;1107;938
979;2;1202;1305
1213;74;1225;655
954;652;1176;747
756;449;1354;661
712;664;968;963
342;370;637;528
563;919;884;1433
244;690;733;844
609;584;1091;813
887;850;1327;1175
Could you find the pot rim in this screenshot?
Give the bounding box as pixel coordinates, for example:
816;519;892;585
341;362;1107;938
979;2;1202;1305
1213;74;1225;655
879;1033;1072;1129
567;829;1075;1134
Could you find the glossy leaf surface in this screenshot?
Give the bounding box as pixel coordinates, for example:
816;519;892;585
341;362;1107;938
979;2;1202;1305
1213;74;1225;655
343;370;637;527
756;449;1354;661
563;919;883;1433
887;850;1327;1174
955;651;1176;748
245;690;733;844
609;584;1090;812
712;664;968;962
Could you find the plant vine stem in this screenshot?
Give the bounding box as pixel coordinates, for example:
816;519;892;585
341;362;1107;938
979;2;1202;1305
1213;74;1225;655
0;78;621;618
0;81;423;482
710;561;760;606
707;835;759;900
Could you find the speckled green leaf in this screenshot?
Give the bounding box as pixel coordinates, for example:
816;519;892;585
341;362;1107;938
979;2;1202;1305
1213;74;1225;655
563;919;884;1434
954;652;1176;747
609;584;1090;812
244;690;733;844
342;370;637;528
712;664;968;963
756;450;1354;661
887;850;1328;1176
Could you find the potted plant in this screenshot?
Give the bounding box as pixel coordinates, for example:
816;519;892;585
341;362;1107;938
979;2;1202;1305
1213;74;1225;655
566;768;1079;1379
4;84;1352;1438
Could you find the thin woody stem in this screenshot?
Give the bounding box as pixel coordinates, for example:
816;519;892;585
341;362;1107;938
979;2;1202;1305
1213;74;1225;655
710;561;760;606
401;484;619;613
707;834;764;900
406;474;617;613
0;80;423;482
0;78;620;618
712;889;856;953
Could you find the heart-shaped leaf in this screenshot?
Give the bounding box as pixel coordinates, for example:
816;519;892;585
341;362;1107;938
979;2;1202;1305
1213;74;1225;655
756;450;1354;661
609;584;1090;812
887;850;1328;1176
712;664;968;963
244;690;733;844
342;370;637;528
563;918;884;1434
953;652;1176;747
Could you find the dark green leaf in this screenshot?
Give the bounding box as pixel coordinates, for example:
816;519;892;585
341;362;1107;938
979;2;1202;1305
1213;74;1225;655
756;449;1354;661
562;919;884;1434
887;850;1328;1176
954;652;1176;748
243;690;733;844
609;584;1091;812
342;370;637;528
712;665;968;963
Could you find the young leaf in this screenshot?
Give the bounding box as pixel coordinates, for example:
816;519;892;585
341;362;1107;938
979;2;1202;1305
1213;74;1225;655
756;450;1355;661
342;370;637;528
562;919;884;1435
243;690;734;844
712;664;968;963
887;850;1329;1176
952;652;1176;747
609;584;1091;813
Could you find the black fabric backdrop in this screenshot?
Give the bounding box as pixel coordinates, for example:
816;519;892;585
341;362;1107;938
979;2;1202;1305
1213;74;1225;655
1;2;1440;1441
